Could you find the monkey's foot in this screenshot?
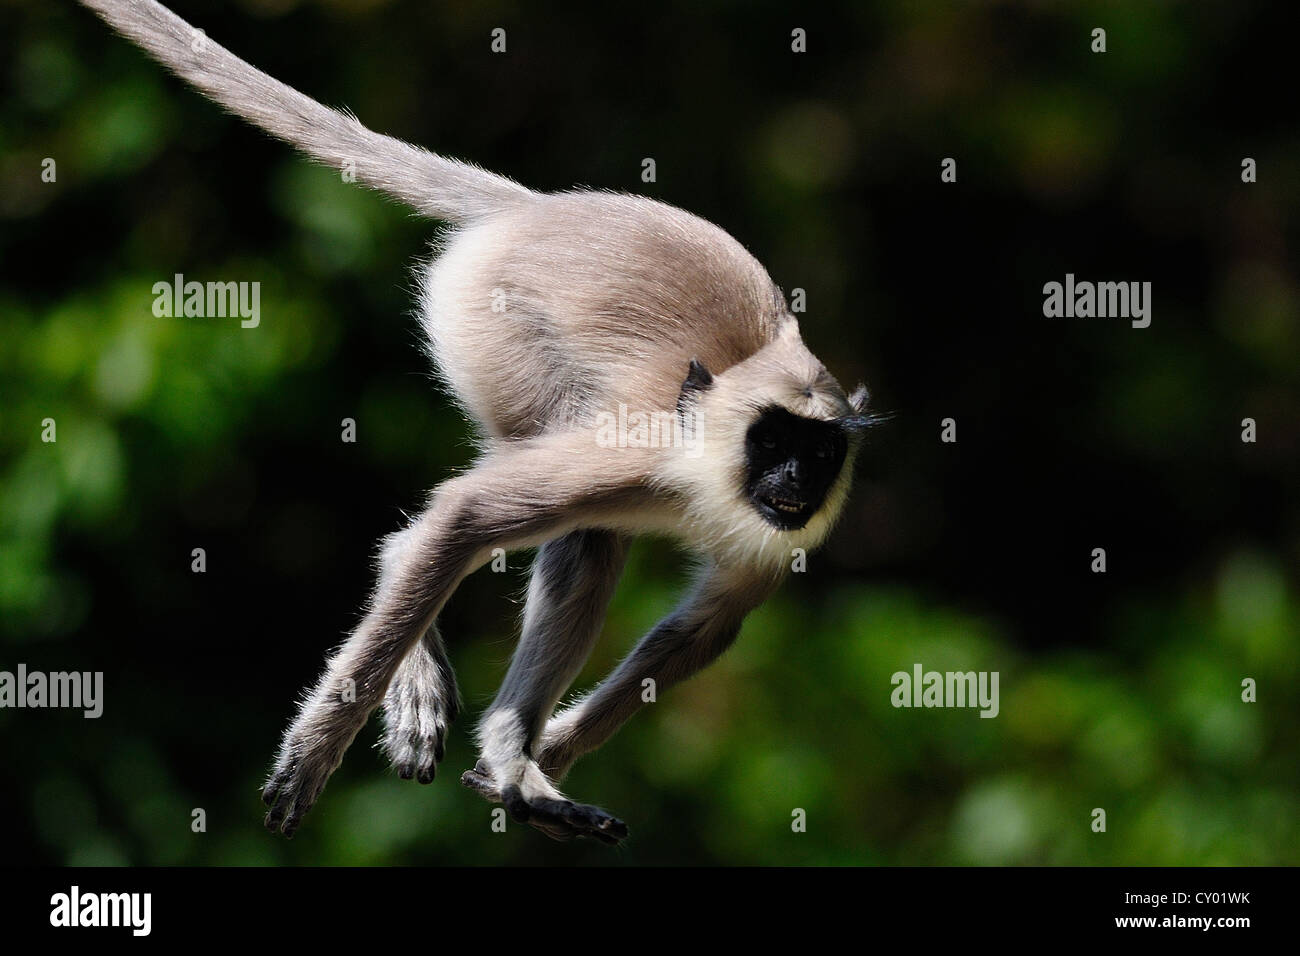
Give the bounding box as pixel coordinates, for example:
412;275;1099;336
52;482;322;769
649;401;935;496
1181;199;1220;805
460;759;628;846
380;679;457;784
261;737;346;837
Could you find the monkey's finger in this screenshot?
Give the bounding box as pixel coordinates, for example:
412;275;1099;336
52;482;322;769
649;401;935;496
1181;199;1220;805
531;820;577;842
261;772;289;809
592;812;629;840
415;730;444;783
535;796;628;840
522;796;628;846
577;811;628;843
582;827;624;847
271;785;322;838
460;768;501;802
263;785;301;835
281;805;307;838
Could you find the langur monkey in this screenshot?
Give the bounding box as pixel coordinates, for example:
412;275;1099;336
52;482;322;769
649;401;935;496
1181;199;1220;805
81;0;880;844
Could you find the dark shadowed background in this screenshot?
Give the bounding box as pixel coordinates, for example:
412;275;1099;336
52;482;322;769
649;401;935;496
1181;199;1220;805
1;0;1297;865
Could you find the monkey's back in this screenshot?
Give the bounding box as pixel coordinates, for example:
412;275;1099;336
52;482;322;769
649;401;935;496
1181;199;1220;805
418;192;787;439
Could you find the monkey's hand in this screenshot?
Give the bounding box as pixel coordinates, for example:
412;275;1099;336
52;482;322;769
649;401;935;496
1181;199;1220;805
261;709;357;837
380;631;460;783
460;759;628;846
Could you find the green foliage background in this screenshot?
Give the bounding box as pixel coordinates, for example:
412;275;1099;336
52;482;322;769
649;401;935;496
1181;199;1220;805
1;0;1297;865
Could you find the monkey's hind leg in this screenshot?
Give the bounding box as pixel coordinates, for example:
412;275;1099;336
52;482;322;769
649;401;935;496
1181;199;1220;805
380;624;460;783
261;434;645;836
461;529;630;845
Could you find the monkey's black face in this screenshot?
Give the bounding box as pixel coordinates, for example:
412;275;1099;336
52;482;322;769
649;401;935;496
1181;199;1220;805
744;406;848;530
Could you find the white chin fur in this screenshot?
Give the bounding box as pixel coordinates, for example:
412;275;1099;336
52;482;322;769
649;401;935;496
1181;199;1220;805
659;431;857;572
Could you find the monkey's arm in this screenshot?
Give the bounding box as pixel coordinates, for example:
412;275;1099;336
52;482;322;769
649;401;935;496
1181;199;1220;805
262;435;653;836
533;561;781;782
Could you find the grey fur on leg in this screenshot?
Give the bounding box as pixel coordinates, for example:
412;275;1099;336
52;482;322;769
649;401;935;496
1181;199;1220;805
262;435;654;836
536;562;779;782
381;624;460;783
262;485;479;836
462;530;630;843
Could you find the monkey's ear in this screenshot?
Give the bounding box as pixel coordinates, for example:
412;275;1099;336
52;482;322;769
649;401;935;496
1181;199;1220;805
848;383;870;414
683;358;714;392
686;356;717;390
840;384;892;432
677;358;714;417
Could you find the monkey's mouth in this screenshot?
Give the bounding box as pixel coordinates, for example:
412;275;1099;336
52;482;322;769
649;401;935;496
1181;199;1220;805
754;491;814;529
765;494;806;515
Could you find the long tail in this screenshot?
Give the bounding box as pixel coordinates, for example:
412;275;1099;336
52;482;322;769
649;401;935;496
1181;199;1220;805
79;0;535;222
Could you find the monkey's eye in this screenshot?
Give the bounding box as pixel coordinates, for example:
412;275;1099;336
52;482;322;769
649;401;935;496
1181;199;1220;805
760;435;777;451
814;441;832;459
